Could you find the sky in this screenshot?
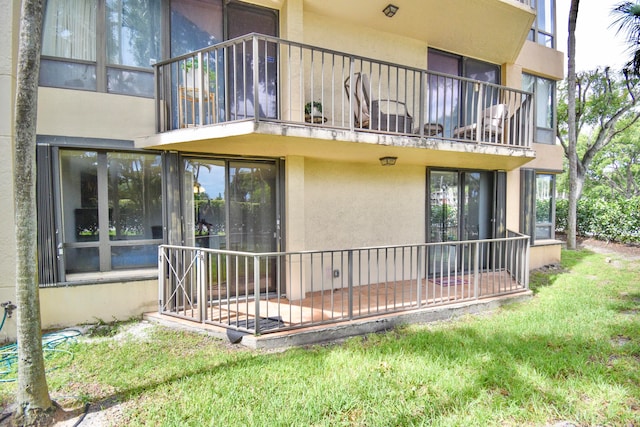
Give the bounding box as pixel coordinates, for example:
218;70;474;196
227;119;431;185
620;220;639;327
555;0;629;73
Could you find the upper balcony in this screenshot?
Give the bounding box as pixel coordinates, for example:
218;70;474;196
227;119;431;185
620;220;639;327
137;34;535;170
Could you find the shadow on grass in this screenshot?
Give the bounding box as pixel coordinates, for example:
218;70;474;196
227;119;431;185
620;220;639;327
55;313;637;426
338;321;635;425
4;249;633;425
529;248;595;294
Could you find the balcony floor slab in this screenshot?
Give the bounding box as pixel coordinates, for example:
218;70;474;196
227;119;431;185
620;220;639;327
135;120;536;170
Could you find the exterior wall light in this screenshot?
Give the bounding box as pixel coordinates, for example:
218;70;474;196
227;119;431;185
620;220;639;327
383;4;399;17
379;156;397;166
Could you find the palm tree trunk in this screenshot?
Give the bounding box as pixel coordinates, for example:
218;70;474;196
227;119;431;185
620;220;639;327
13;0;54;424
567;0;580;250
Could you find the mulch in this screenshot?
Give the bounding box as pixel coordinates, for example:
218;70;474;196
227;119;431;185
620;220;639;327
566;235;640;260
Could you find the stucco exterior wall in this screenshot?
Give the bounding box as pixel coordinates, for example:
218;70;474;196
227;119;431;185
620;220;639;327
0;0;20;343
527;142;564;172
303;12;427;70
303;158;426;249
517;40;565;81
505;169;521;233
40;280;157;329
37;88;155;140
530;241;562;269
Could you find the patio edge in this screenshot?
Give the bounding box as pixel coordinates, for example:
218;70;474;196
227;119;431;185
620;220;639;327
144;290;533;350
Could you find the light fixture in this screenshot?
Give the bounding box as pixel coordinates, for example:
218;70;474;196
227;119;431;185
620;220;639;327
382;4;399;17
379;156;397;166
193;182;206;194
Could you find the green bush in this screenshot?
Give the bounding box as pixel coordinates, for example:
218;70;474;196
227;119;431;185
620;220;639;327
555;197;640;244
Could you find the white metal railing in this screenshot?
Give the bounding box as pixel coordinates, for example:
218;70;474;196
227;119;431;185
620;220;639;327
158;232;530;335
155;34;533;148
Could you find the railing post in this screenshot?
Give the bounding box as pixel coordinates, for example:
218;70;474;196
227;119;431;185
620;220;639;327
417;245;423;308
473;241;480;299
254;255;261;334
527;92;534;148
348;250;354;320
475;83;483;144
154;65;160;133
253;35;260;124
197;249;206;322
523;238;530;289
348;57;355;131
197;51;204;126
158;245;165;313
418;71;425;138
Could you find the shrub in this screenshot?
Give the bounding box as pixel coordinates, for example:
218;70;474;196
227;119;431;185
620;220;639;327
555;196;640;244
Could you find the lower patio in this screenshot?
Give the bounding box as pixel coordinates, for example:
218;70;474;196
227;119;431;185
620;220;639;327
151;233;531;348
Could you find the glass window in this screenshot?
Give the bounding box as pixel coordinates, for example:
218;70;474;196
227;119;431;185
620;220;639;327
41;0;98;90
171;0;223;57
535;174;555;240
59;149;163;275
523;73;555;144
105;0;161;97
60;150;99;244
427;50;500;137
531;0;555;48
106;0;161;68
41;0;160;97
42;0;97;61
107;152;163;241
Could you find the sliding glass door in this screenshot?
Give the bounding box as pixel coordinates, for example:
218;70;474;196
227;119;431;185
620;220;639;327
428;169;501;272
183;158;279;296
427;50;500;137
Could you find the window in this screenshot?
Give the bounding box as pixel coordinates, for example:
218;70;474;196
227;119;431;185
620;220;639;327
427;50;500;137
170;0;223;57
41;0;161;97
528;0;555;48
41;0;98;90
40;0;278;98
59;149;163;276
520;169;556;243
535;174;555;240
522;73;555;144
105;0;161;96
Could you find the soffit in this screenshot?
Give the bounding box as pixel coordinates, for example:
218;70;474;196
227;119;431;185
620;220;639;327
302;0;535;65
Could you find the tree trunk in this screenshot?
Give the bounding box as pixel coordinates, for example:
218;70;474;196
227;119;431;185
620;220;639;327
566;0;580;250
13;0;54;425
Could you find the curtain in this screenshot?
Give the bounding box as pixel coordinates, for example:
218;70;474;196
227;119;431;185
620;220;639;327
42;0;97;61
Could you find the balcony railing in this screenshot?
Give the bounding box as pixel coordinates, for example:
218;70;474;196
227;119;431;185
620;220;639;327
158;232;530;335
155;34;533;149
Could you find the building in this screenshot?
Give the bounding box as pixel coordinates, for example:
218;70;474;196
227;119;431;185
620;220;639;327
0;0;564;343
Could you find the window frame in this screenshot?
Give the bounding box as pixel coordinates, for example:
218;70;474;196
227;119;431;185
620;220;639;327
534;173;556;241
40;0;162;97
522;73;556;145
40;0;280;98
37;137;165;286
529;0;556;48
520;169;557;245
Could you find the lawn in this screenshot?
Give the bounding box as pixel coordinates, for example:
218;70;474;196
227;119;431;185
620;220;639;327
1;248;639;426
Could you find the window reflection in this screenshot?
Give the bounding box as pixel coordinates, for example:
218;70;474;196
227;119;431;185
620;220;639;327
535;174;555;240
60;149;163;275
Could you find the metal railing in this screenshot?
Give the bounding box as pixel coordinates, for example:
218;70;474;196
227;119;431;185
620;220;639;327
155;34;533;148
158;232;529;335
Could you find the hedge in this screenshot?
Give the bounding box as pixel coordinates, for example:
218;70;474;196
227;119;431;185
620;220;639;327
556;197;640;244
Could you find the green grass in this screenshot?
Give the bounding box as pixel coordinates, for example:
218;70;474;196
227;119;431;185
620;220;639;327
1;248;639;426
